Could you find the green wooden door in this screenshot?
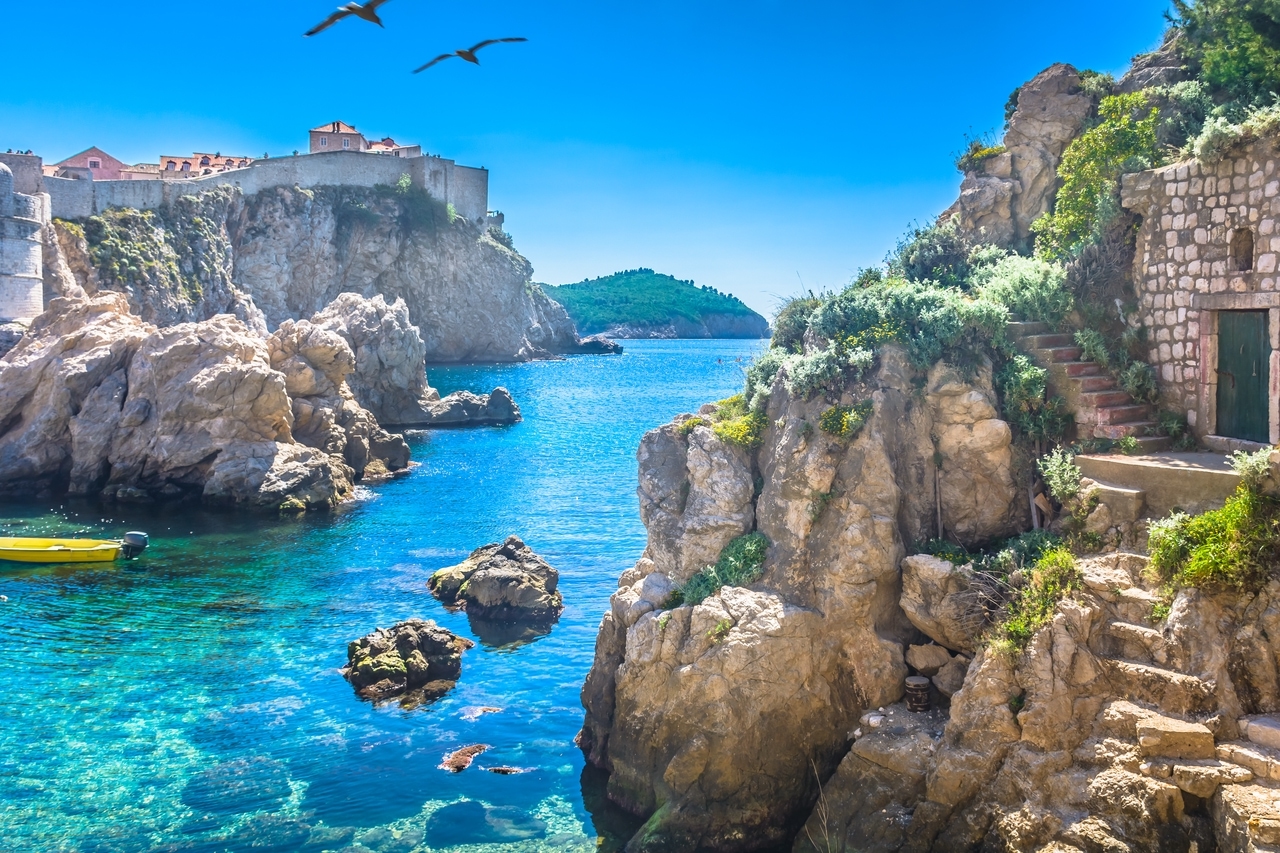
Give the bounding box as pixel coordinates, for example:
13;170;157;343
1217;310;1271;443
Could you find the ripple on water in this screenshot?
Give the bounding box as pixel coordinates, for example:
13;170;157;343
0;340;760;851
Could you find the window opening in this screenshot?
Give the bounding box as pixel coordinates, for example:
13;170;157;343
1231;228;1256;272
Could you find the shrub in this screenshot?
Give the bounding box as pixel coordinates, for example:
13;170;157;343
1078;70;1116;101
998;356;1070;444
1157;410;1198;450
1173;0;1280;107
710;394;768;449
1033;92;1164;261
971;254;1073;325
1151;80;1215;148
677;416;707;437
956;139;1007;173
819;401;874;441
1118;361;1158;405
1232;448;1275;491
744;348;788;410
1188;102;1280;162
1149;487;1280;593
1075;329;1111;370
1039;448;1082;504
992;547;1082;650
772;295;821;352
969;530;1063;576
673;533;771;606
888;218;975;289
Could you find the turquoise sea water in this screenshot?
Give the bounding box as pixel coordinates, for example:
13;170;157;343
0;339;764;853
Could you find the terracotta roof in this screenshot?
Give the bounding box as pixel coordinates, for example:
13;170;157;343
310;121;360;134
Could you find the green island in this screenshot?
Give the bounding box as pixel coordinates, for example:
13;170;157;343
543;269;769;339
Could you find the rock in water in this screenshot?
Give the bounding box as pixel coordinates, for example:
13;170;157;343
341;618;473;705
439;744;490;772
428;535;564;624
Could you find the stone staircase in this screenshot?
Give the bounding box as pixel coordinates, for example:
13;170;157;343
1009;321;1170;451
1085;553;1280;850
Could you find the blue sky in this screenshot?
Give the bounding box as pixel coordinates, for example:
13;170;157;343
1;0;1171;317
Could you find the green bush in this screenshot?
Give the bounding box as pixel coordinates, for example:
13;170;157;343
971;254;1073;325
710;394;768;449
1149;487;1280;592
1033;92;1165;261
671;533;771;607
1174;0;1280;107
819;401;874;441
888;218;975;289
998;356;1070;444
1188;102;1280;162
772;295;821;352
992;547;1082;650
677;416;707;437
1078;70;1116;101
1039;448;1083;503
1232;448;1275;491
1157;410;1198;450
956;139;1007;173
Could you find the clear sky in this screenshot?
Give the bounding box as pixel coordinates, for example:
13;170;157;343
1;0;1171;317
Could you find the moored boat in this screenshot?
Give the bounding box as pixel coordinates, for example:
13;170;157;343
0;532;149;564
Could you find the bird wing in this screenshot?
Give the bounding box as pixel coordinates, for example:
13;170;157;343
305;7;351;36
468;37;528;53
365;0;392;8
413;53;457;73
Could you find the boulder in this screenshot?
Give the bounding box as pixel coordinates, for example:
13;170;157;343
0;322;23;359
419;388;521;427
907;644;956;677
341;618;473;705
428;535;563;623
1138;716;1216;760
900;555;984;654
932;655;970;698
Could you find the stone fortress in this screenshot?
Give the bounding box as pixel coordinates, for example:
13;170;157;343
0;120;492;323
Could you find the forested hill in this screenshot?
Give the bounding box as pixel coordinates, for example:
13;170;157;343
542;269;770;339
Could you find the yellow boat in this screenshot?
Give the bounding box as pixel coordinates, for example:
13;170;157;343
0;532;149;564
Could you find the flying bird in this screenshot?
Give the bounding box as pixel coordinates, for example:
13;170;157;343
305;0;391;37
413;38;528;73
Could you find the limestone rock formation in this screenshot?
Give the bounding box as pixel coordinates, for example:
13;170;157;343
342;618;473;705
428;535;564;623
947;64;1095;251
48;185;612;362
418;388;521;427
0;292;407;508
0;321;24;359
900;555;986;654
578;347;1024;852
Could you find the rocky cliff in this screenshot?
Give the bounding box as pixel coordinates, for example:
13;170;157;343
45;184;612;362
0;292;408;509
579;347;1026;852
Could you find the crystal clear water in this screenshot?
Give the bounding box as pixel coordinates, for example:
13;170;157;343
0;339;764;853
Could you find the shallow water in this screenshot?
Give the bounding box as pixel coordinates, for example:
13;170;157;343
0;339;763;853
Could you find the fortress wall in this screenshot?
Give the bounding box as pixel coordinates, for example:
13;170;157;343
44;150;490;223
450;165;489;221
0;154;44;195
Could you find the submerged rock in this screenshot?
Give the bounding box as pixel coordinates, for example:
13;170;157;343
424;800;546;846
428;535;564;623
440;744;490;772
341;618;473;706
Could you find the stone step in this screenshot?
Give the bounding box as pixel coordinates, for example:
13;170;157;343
1242;716;1280;751
1097;404;1153;425
1079;390;1137;409
1079;375;1119;392
1219;740;1280;783
1214;780;1280;851
1099;658;1217;716
1063;361;1103;377
1137;712;1216;760
1102;619;1167;666
1094;420;1159;440
1008;321;1050;338
1076;452;1240;517
1045;346;1084;363
1024;333;1075;349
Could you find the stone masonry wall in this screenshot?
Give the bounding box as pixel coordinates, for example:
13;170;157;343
1121;137;1280;444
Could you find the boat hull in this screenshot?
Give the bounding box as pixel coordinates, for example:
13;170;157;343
0;537;122;563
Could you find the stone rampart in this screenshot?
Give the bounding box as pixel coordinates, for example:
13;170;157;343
1121;137;1280;444
43;150;490;222
0;163;46;322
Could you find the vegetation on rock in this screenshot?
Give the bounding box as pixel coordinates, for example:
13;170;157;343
818;401;874;441
991;546;1082;652
667;532;771;607
543;269;766;336
709;394;768;449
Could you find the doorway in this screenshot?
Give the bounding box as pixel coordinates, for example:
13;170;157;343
1216;310;1271;443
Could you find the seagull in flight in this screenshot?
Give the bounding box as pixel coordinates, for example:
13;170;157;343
414;38;528;73
305;0;391;37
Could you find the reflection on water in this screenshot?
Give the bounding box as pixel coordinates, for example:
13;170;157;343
0;339;761;852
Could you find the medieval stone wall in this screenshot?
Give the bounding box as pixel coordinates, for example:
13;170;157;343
1121;137;1280;444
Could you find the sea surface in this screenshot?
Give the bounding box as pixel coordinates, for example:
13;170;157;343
0;339;764;853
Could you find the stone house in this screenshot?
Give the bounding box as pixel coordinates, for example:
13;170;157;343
159;152;255;177
46;146;128;180
309;121;369;153
1121;136;1280;448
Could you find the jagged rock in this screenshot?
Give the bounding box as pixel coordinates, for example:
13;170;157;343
0;322;24;358
341;618;473;704
440;744;489;772
900;555;984;654
428;535;563;623
932;655;970;698
420;388;521;427
946;64;1095;251
907;644;955;677
0;292;405;508
267;318;410;480
637;421;756;585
